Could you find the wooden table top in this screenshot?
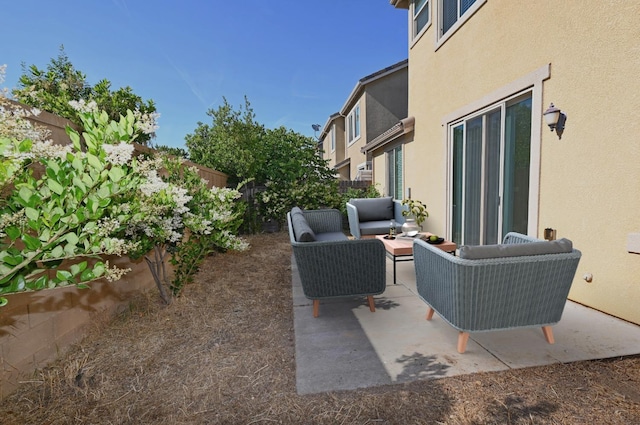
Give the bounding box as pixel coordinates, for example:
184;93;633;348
375;233;457;256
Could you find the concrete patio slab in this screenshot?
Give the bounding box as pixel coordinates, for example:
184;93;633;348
292;256;640;395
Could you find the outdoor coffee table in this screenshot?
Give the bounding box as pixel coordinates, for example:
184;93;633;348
375;233;456;284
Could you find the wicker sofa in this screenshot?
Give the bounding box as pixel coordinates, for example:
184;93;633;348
346;197;407;239
287;207;386;317
413;232;581;353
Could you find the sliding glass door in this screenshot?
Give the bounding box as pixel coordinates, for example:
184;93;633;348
387;145;403;200
450;93;532;246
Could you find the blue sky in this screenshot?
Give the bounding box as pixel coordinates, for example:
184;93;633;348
1;1;408;148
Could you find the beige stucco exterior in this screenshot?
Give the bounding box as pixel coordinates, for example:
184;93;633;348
386;0;640;324
319;60;408;181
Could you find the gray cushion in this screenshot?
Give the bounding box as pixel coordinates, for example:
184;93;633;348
349;197;394;222
290;208;316;242
459;238;573;260
360;220;399;235
314;232;349;242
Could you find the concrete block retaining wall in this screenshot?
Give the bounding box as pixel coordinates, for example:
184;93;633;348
0;256;156;399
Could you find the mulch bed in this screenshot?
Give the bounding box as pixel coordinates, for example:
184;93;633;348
1;231;639;424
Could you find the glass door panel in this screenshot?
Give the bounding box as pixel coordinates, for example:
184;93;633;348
483;109;502;245
463;117;483;246
449;93;532;247
451;125;464;245
502;97;532;236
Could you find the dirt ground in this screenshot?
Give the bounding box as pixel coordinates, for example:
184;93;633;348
1;231;640;424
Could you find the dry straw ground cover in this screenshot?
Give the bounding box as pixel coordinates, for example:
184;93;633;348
2;231;640;424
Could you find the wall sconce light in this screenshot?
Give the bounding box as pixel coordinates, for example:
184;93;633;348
543;103;567;139
544;228;556;241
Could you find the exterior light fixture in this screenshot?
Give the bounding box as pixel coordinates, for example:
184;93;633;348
543;103;567;139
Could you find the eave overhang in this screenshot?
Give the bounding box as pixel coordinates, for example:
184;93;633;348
361;116;415;154
389;0;409;9
334;158;351;170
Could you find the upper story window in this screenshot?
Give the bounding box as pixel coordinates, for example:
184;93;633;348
347;104;361;144
330;124;336;152
438;0;484;44
412;0;430;39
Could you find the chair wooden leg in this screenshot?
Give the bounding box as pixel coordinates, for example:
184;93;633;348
313;300;320;318
457;332;470;353
542;326;555;344
367;295;375;312
426;307;435;321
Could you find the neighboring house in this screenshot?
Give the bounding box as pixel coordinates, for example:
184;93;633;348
319;59;408;183
384;0;640;325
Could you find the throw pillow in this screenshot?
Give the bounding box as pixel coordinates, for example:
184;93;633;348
459;238;573;260
290;207;316;242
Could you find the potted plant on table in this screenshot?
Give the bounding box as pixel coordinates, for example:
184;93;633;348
401;199;429;235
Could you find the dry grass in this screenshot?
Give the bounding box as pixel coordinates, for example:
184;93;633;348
2;231;640;424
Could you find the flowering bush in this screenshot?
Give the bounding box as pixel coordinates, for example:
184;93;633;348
1;65;246;305
119;155;248;302
0;89;143;306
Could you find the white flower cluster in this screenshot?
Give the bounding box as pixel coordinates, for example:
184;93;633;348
219;230;250;252
3;150;34;163
100;238;139;256
96;218;121;237
162;216;184;243
133;110;160;135
0;97;51;143
103;261;131;283
0;210;26;238
102;142;134;166
184;213;212;235
207;209;234;224
31;140;73;160
136;156;163;176
167;186;192;214
68;99;98;114
140;170;169;196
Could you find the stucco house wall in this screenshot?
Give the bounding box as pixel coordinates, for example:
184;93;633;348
393;0;640;324
320;60;408;181
365;70;408;141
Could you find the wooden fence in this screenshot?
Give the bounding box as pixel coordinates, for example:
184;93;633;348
339;180;372;193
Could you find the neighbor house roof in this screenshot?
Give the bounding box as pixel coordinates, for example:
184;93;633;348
319;112;342;142
339;59;408;116
319;59;408;139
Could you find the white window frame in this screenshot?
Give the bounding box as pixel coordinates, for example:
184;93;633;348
436;0;486;49
442;64;550;241
347;104;361;146
411;0;431;42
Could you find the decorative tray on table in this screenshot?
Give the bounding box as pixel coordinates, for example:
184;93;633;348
425;236;445;244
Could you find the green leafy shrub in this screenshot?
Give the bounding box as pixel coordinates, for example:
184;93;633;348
1;69;246;306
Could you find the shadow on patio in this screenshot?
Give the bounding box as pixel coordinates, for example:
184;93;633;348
292;256;640;395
